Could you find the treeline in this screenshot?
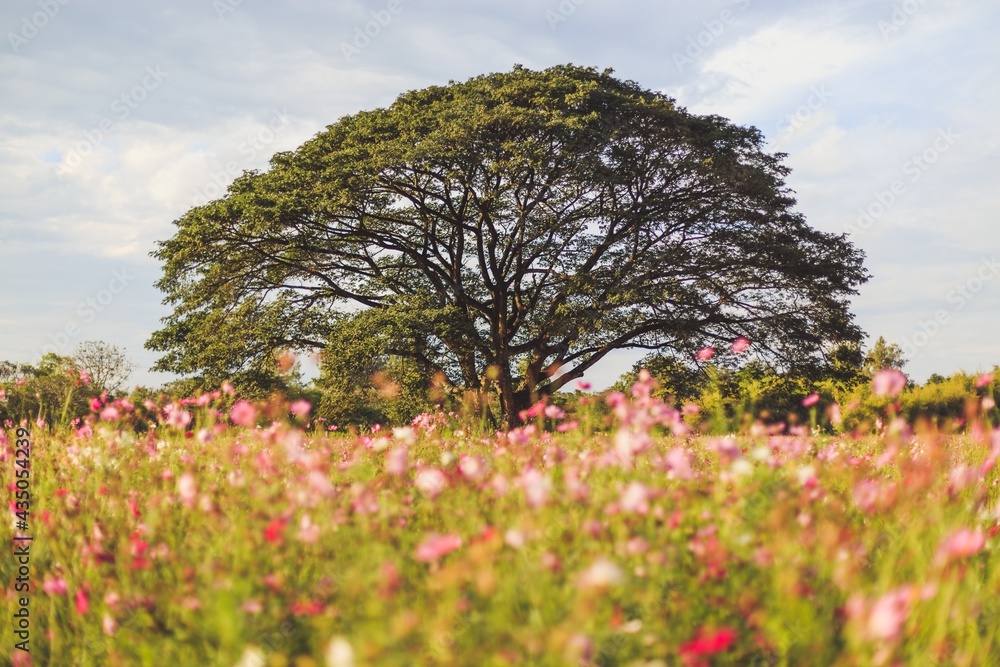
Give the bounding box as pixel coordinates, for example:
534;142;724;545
2;338;996;435
610;337;998;434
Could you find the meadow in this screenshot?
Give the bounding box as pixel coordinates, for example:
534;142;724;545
3;372;999;666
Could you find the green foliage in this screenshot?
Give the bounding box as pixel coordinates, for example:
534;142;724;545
863;336;908;376
149;64;869;425
0;353;97;429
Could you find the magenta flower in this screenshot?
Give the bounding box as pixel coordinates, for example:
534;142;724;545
75;589;89;615
696;346;715;361
414;533;462;562
976;372;994;388
802;393;820;408
872;369;907;397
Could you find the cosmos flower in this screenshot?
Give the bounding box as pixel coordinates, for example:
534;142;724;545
730;337;751;354
229;400;257;427
414;533;462;562
872;369;907;397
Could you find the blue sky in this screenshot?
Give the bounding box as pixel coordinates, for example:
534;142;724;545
1;0;997;390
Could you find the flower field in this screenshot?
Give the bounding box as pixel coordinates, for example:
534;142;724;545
3;374;1000;666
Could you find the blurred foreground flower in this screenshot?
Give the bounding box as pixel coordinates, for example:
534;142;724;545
872;369;907;397
577;558;625;590
679;627;737;666
415;533;463;563
325;637;355;667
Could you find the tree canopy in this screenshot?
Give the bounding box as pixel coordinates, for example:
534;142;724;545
148;64;868;425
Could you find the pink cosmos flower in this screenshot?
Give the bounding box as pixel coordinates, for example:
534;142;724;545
730;337;751;354
696;346;715;361
872;369;907;397
229;400;257;426
543;404;566;420
298;515;321;544
414;468;448;499
165;405;192;430
385;447;408;476
177;472;197;507
976;372;994;388
802;393;820;408
42;577;68;595
666;447;695;480
289;399;312;419
517;468;551;508
241;599;263;615
576;380;592;391
221;381;235;395
102;613;118;636
100;406;120;421
414;533;462;562
620;482;650;515
865;589;910;641
937;528;986;562
458;455;487;482
561;419;583;434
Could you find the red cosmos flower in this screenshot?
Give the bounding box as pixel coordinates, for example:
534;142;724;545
290;600;325;616
679;627;737;666
264;518;288;544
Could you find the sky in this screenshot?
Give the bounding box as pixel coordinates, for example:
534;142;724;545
1;0;997;391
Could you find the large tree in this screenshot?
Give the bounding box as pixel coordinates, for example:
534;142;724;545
148;64;868;426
